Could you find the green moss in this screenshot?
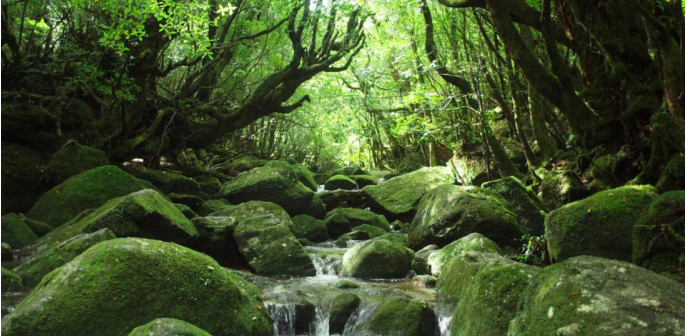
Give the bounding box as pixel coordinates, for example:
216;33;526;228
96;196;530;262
17;215;52;237
353;224;386;239
228;155;266;173
328;207;390;232
27;166;158;228
334;280;359;289
293;163;318;191
197;199;231;216
408;185;521;250
123;166;201;196
374;233;408;247
1;213;39;248
304;194;326;219
541;168;589;210
45;143;108;185
210;201;294;233
325;174;357;190
353;175;378;188
329;294;361;334
428;233;503;276
341;240;414;279
338;230;370;241
190;216;241;266
1;238;272;336
545;185;657;263
292;215;328;242
365;299;436;336
482;176;548;235
128;318;212;336
15;228;116;286
324;213;351;238
1;267;23;292
656;154;685;193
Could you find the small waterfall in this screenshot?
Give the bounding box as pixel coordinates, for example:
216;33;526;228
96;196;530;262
265;302;296;336
435;305;453;336
341;303;378;336
309;254;340;276
310;306;330;336
317;185;325;192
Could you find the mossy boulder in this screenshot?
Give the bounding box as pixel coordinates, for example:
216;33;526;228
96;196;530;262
450;155;490;186
292;215;328;243
304;194;326;219
545;185;657;263
44;143;108;185
169;194;205;212
1;267;23;292
364;299;436;336
427;233;503;276
228;155;266;173
437;252;538;336
408;185;521;250
190;216;242;267
327;208;390;232
325;175;357;191
128;318;212;336
233;215;315;276
374;232;408;247
174;204;198;219
1;213;39;249
541;168;589;210
632;190;685;278
334;280;359;289
210;201;294;233
122;166;202;197
324;213;351;238
411;275;437;288
338;230;370;241
507;256;684;336
353;175;378;188
318;189;367;210
1;143;48;215
27;166;157;228
352;224;386;239
16;215;52;237
221;161;315;216
1;238;272;336
330;165;366;177
656;154;685;193
14;228;116;286
197;199;231;216
293;164;318;192
363;166;454;221
411;245;440;275
341;240;413;279
482;176;548;235
329;293;361;334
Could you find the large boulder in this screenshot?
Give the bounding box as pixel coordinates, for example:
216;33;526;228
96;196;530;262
373;232;408;247
363;167;454;221
363;299;437;336
1;267;22;292
407;185;521;250
437;252;538;336
507;256;685;336
1;238;272;336
221;161;314;216
26;166;157;228
324;213;351;238
327;208;390;231
304;194;326;219
427;233;502;276
353;175;378;188
541;168;589;210
14;228;116;286
228;155;265;173
293;164;318;192
122;166;202;196
632;190;685;278
329;293;361;334
318;189;366;210
341;240;413;279
197;199;231;216
210;201;295;234
128;318;212;336
545;185;657;263
16;214;52;237
44;143;108;185
190;216;242;267
325;175;357;191
1;143;48;214
233;215;315;276
292;215;328;243
1;213;38;249
481;176;547;235
351;224;386;239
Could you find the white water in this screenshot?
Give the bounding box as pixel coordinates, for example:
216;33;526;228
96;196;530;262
435;305;453;336
310;306;330;336
309;254;340;277
265;302;297;336
317;185;325;192
341;303;378;336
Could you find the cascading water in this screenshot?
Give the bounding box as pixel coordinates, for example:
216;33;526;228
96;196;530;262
310;306;330;336
341;303;378;336
434;304;453;336
265;302;296;336
309;254;340;277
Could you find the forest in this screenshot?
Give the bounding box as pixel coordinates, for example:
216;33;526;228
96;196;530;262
0;0;685;335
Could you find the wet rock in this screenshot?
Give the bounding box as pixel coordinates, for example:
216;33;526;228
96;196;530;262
128;318;212;336
508;256;684;336
44;143;108;185
427;233;503;276
411;275;436;288
1;238;272;336
364;298;436;336
1;267;22;292
26;166;157;228
341;240;413;279
1;213;38;249
546;185;657;263
329;293;361;334
292;215;328;243
408;185;521;250
363;167;454;221
482;176;548;235
325;175;357;191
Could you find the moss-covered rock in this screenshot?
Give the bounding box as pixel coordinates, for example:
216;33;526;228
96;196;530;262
1;238;272;336
338;230;370;241
341;240;413;279
221;161;314;216
656;154;685;193
228;155;266;173
190;216;243;267
364;299;436;336
353;175;378;188
14;228;116;286
1;213;39;249
411;275;436;288
373;232;408;247
197;199;231;216
233;215;315;276
329;293;361;334
17;215;52;237
334;280;359;289
546;185;657;263
122;166;202;196
292;215;328;243
507;256;684;336
27;166;157;228
327;208;390;232
1;143;48;215
363;167;454;221
330;165;366;177
1;267;23;292
174;204;198;219
325;175;357;191
304;194;326;219
541;168;589;210
324;213;351;238
450;155;490;186
293;164;318;192
632;190;684;278
482;176;548;235
318;189;367;210
128;318;212;336
411;245;439;275
427;233;503;276
408;185;521;250
352;224;386;239
211;201;294;233
437;252;538;336
44;143;108;185
169;194;205;211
